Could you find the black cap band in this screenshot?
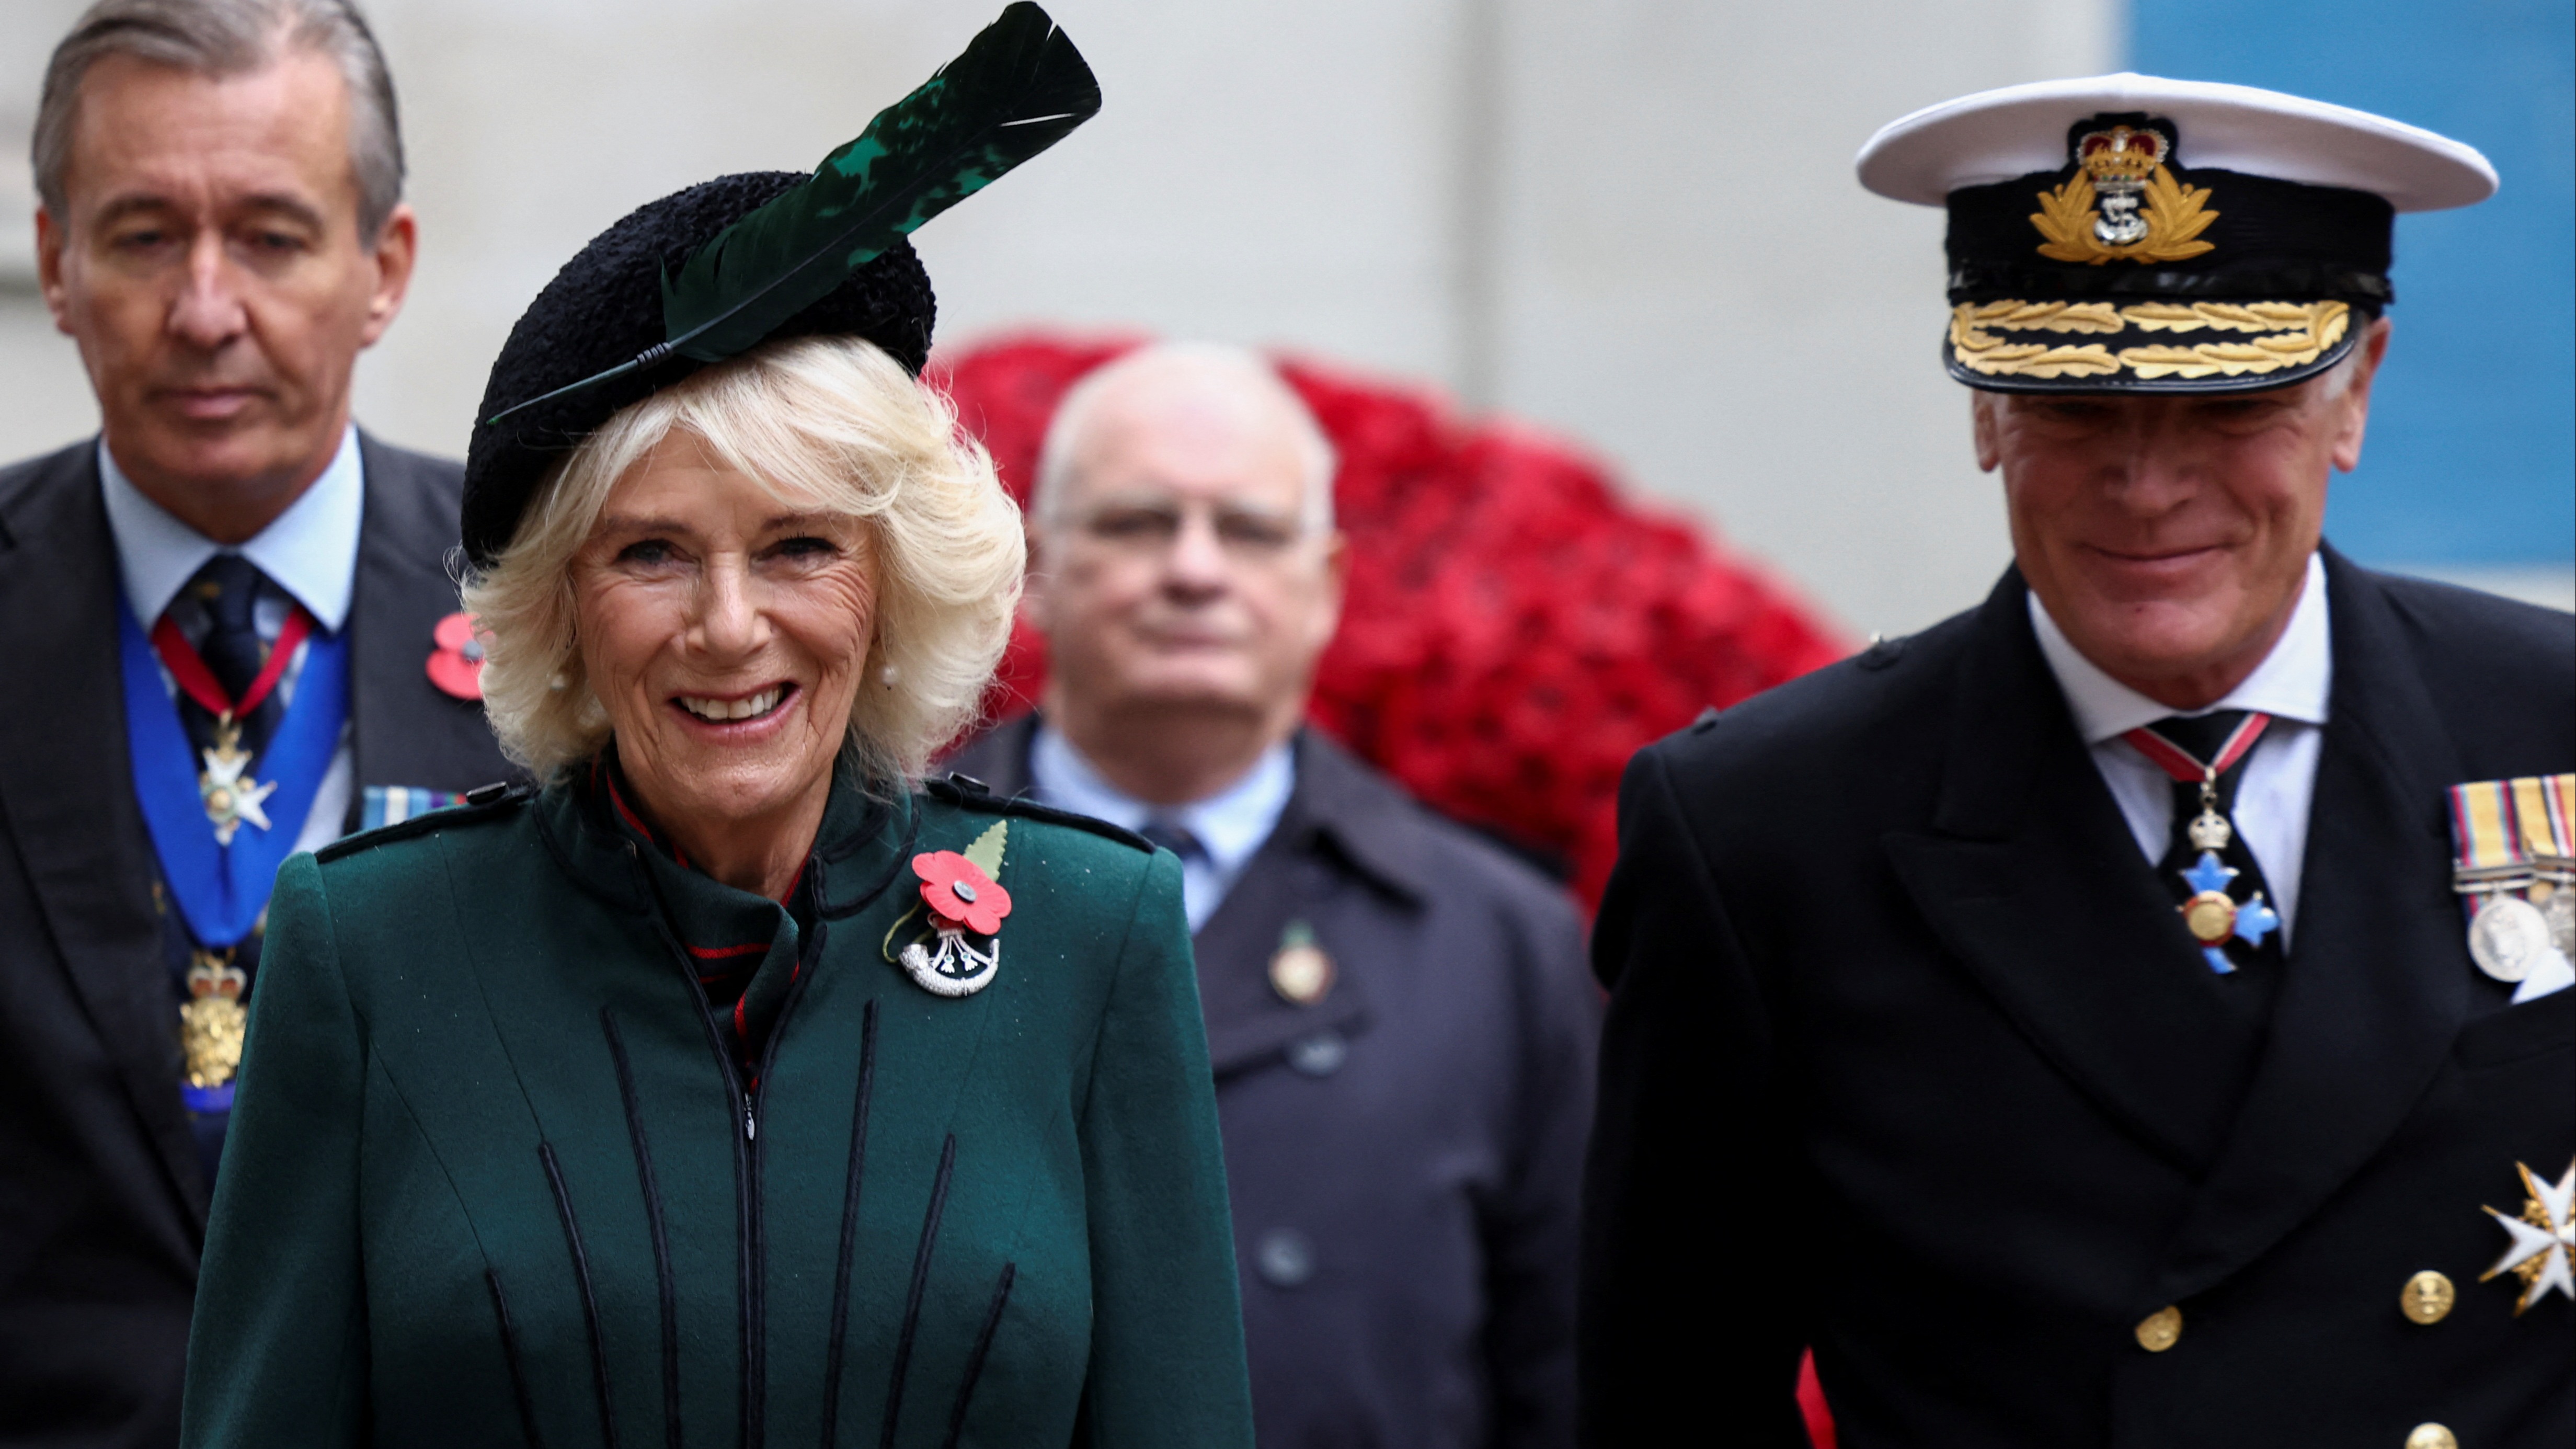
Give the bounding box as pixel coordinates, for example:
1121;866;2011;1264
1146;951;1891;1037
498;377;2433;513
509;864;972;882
1945;164;2396;304
1935;113;2396;393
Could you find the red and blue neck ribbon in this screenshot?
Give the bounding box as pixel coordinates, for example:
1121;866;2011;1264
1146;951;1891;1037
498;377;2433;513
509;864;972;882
118;599;349;947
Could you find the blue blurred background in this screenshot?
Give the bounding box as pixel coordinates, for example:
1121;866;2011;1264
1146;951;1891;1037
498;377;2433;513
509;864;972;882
2135;0;2575;580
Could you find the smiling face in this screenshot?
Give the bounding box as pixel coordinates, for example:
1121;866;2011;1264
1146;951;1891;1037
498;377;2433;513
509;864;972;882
37;49;415;542
1973;319;2388;708
570;433;877;869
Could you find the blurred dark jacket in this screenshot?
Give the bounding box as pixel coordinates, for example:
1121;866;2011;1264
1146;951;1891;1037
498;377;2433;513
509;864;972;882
952;718;1599;1448
0;437;509;1449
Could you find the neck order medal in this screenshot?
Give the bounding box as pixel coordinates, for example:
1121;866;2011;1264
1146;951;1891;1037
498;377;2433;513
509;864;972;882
198;718;278;846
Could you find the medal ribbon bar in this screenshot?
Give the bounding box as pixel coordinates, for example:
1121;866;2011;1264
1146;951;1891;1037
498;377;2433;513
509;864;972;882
2448;779;2536;889
2509;774;2573;869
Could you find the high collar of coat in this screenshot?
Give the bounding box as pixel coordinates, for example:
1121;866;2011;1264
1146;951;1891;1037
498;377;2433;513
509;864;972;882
532;742;915;922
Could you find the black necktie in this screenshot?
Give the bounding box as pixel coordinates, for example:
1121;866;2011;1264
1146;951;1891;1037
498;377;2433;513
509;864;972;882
176;554;283;760
1137;817;1206;864
2142;710;2284;978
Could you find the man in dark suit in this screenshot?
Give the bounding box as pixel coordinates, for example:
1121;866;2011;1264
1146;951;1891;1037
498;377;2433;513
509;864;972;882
1581;76;2573;1448
949;342;1598;1448
0;4;507;1444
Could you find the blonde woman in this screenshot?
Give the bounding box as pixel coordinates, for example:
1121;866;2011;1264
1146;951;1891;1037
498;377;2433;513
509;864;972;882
179;24;1255;1444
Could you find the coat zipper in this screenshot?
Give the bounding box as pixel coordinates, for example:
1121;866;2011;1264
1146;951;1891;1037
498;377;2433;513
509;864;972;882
629;842;766;1449
628;843;839;1449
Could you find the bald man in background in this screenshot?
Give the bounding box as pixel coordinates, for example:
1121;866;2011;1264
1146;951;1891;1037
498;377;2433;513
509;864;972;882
950;344;1599;1448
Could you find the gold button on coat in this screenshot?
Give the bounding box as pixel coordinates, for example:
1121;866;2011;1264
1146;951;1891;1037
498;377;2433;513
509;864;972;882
2135;1305;2182;1352
2400;1270;2456;1325
2405;1423;2457;1449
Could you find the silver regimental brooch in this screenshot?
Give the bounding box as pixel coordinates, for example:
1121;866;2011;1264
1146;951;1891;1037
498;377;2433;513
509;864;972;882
888;820;1011;998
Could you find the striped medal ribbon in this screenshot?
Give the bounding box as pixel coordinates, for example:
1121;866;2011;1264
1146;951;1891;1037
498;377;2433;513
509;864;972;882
2448;774;2576;988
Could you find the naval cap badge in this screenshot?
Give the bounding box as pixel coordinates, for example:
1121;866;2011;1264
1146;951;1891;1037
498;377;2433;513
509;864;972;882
2031;116;2218;266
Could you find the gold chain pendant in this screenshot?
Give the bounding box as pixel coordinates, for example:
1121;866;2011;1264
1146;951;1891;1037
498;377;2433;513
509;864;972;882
180;950;250;1090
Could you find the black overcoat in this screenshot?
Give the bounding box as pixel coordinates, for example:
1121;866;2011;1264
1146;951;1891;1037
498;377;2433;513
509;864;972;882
952;721;1600;1448
1580;549;2575;1447
0;436;510;1448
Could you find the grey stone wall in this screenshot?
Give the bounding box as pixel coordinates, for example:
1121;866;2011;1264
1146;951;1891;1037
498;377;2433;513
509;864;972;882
0;0;2120;633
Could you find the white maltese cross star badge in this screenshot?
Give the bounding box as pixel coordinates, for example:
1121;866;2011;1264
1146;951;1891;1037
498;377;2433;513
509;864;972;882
2480;1158;2576;1315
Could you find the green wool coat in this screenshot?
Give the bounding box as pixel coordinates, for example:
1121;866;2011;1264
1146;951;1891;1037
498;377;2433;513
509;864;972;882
178;766;1254;1448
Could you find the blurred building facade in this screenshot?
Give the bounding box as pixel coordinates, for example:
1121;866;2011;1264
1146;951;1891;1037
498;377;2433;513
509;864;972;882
3;0;2564;632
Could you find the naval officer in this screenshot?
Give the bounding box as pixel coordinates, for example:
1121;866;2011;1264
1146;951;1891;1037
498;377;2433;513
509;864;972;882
0;3;507;1444
1580;75;2573;1448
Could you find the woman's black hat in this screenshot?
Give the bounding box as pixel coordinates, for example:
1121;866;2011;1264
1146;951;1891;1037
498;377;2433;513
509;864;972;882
461;178;934;567
460;2;1098;566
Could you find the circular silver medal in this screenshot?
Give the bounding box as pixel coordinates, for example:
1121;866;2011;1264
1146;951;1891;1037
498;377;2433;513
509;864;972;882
2466;894;2550;983
2540;884;2575;959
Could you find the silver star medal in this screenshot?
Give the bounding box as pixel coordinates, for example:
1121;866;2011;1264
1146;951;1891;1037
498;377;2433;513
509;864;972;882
2481;1158;2576;1316
198;723;276;847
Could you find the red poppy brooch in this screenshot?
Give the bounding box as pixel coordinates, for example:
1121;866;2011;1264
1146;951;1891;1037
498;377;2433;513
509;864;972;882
889;821;1011;997
426;611;486;701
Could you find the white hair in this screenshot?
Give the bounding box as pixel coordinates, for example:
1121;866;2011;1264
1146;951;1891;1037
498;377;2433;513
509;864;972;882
2314;337;2368;402
1032;342;1337;534
463;335;1024;788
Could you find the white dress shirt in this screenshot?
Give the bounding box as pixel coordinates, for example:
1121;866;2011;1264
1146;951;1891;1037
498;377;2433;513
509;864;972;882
100;427;364;854
1028;724;1295;933
2029;551;2331;944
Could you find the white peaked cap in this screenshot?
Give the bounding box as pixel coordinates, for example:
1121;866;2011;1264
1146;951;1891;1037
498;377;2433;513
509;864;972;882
1856;73;2497;212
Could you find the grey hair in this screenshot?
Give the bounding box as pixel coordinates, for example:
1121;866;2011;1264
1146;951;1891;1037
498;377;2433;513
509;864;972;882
35;0;405;238
1032;342;1338;534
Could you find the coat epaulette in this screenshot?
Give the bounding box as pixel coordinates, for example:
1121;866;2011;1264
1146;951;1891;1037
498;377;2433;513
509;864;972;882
316;781;534;863
924;772;1154;854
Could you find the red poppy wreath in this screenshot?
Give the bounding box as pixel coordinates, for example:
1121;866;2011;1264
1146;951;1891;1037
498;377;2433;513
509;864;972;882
931;336;1849;909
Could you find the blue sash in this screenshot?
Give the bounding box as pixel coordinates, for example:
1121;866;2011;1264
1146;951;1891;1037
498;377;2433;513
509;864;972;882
118;601;350;947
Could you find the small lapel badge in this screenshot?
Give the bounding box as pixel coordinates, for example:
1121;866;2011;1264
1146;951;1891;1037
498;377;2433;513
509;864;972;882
1268;920;1335;1007
2446;775;2576;1001
2479;1158;2575;1316
427;611;486;701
